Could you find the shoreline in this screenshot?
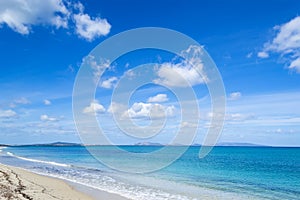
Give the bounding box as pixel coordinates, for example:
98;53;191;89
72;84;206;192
0;163;128;200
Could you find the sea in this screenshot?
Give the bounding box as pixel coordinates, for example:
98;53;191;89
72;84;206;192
0;146;299;200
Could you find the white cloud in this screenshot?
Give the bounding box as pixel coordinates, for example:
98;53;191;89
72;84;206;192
0;0;111;41
108;102;127;114
181;121;198;128
288;57;300;72
246;52;253;58
83;100;106;114
82;55;111;84
100;77;118;89
15;97;30;105
207;112;254;122
226;113;255;121
40;114;58;122
228;92;242;100
124;69;135;79
0;0;69;34
73;13;111;41
147;94;169;103
257;51;269;58
10;97;30;107
269;128;295;134
275;128;282;133
259;16;300;73
126;102;175;119
154;45;208;87
44;99;51;105
0;109;17;118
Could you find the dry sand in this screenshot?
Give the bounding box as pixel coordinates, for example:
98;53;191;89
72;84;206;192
0;163;127;200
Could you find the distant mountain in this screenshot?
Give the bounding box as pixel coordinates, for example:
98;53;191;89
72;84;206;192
189;143;267;147
132;142;267;147
14;142;82;147
216;142;267;147
134;142;163;146
3;142;267;147
46;142;83;146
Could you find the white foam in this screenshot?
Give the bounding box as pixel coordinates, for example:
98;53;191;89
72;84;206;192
0;147;7;152
0;147;7;153
6;152;71;167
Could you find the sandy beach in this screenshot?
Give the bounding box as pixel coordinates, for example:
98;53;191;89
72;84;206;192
0;163;127;200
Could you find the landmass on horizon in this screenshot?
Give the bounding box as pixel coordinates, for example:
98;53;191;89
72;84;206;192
1;141;269;147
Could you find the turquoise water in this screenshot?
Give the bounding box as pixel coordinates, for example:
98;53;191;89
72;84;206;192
0;146;299;199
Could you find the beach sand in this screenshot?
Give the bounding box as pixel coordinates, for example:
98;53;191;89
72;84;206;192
0;163;127;200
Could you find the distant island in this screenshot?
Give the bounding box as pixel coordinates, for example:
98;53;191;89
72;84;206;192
5;142;83;147
134;142;266;147
215;142;268;147
1;142;269;147
134;142;164;146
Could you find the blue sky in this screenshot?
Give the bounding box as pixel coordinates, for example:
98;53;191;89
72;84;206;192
0;0;300;146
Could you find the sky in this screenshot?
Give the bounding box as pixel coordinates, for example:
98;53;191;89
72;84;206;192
0;0;300;146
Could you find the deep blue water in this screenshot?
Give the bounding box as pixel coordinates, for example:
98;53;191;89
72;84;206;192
0;146;299;200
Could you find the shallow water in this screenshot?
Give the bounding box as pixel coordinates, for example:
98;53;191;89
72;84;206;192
0;146;299;200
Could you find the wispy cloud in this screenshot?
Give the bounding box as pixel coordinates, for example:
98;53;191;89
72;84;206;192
82;55;111;84
10;97;30;108
147;94;169;103
246;52;253;58
15;97;30;104
43;99;52;105
40;114;58;122
258;16;300;72
154;45;208;87
228;92;242;101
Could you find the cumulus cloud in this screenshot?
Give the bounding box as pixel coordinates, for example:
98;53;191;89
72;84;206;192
0;0;111;41
126;102;175;119
73;12;111;41
147;94;169;103
0;109;17;118
44;99;51;105
83;100;106;114
228;92;242;100
100;76;118;89
259;16;300;72
40;114;58;122
154;45;208;87
0;0;69;34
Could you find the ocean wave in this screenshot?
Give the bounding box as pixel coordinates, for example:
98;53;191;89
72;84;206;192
29;169;193;200
6;152;71;167
0;147;7;152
